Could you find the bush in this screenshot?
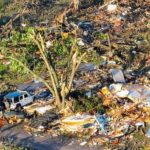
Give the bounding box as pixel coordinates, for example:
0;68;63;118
74;95;105;113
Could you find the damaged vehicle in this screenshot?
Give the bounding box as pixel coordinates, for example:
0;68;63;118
34;89;52;100
3;90;34;111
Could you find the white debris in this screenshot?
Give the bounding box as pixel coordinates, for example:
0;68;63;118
83;31;88;36
109;83;123;93
21;23;27;27
46;41;53;48
135;122;145;128
110;84;150;107
80;141;87;146
116;90;129;98
132;50;137;54
38;125;45;131
107;4;117;12
24;101;54;115
36;105;54;114
107;61;116;65
77;38;85;46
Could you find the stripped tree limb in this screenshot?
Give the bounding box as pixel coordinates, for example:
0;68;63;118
7;56;55;96
31;33;62;107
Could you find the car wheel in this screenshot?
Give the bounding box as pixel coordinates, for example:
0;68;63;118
33;97;35;103
16;104;22;112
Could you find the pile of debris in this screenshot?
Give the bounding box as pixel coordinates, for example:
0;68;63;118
0;0;149;148
24;111;59;133
0;66;149;147
59;69;150;146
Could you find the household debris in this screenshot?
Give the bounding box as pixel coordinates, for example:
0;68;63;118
77;38;85;46
3;110;26;124
24;111;59;132
24;101;55;115
107;4;117;12
61;113;95;132
95;113;110;135
109;84;150;104
80;141;87;146
110;69;126;83
96;83;150;140
0;0;150;148
60;82;149;141
0;110;26;125
62;113;95;125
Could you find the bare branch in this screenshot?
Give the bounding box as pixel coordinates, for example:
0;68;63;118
33;33;59;87
31;33;61;107
7;56;55;96
68;52;86;93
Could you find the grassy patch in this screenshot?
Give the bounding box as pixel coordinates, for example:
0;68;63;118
74;95;105;113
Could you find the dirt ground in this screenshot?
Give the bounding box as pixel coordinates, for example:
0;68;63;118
0;123;101;150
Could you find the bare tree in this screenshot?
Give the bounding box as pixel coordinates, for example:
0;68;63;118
7;31;86;109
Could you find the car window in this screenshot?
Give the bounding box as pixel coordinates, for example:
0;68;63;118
20;95;23;100
24;94;28;98
14;97;19;103
6;98;12;103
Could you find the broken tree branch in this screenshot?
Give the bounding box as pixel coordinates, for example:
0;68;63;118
7;56;55;96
